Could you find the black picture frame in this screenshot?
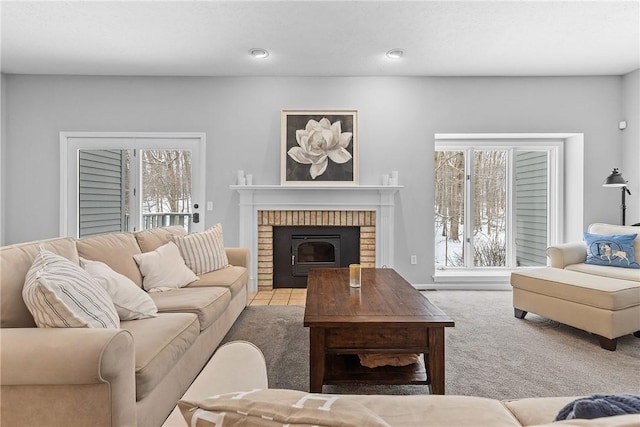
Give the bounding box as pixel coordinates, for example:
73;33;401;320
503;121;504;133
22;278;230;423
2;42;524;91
281;110;358;185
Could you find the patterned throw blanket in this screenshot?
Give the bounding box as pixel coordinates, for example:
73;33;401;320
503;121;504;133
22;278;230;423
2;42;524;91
555;394;640;420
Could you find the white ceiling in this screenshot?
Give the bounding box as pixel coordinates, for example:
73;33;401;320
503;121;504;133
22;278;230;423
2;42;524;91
1;1;638;77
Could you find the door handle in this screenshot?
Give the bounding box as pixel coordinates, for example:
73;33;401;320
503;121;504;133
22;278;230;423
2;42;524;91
193;213;200;223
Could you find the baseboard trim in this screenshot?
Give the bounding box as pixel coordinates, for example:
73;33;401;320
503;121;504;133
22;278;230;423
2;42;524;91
413;283;512;291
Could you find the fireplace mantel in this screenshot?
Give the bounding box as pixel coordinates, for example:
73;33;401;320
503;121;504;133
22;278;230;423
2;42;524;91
231;185;402;292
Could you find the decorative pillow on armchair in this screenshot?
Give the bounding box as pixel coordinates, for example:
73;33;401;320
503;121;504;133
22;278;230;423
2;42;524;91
583;232;640;269
179;389;390;427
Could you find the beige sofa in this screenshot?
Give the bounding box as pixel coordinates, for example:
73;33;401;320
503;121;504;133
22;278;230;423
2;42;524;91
174;341;640;427
0;226;250;427
511;223;640;351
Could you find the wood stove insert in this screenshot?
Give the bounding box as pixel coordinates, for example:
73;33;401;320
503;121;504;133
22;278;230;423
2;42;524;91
273;226;360;288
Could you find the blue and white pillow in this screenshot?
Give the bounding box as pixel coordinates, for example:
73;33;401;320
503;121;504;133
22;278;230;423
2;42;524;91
583;232;640;269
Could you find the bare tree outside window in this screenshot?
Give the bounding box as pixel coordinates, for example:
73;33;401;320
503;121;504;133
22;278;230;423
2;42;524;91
142;150;192;213
434;150;507;267
140;150;193;231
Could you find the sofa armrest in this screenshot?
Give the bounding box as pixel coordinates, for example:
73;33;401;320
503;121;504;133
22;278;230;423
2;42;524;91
1;328;137;427
545;242;587;269
226;247;250;268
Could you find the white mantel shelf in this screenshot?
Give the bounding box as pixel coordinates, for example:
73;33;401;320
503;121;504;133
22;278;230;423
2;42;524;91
231;184;402;292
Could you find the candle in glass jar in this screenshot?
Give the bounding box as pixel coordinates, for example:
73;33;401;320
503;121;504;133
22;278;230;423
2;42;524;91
349;264;361;288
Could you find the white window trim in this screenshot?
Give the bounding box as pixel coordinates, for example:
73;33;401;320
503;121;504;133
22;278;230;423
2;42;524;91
60;131;206;237
433;132;584;286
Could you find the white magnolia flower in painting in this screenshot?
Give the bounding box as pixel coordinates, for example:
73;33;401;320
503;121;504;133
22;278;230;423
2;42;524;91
288;118;353;179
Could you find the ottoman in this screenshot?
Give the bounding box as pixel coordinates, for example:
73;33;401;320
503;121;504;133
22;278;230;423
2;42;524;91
511;268;640;350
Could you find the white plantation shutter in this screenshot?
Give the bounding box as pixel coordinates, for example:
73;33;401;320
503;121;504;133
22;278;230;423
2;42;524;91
78;150;126;237
515;151;548;266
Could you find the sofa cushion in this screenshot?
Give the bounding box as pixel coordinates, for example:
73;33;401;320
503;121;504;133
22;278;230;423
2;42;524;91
133;242;198;292
341;394;523;426
81;258;158;320
566;263;640;282
121;312;200;400
1;237;77;328
583;232;639;269
134;225;187;253
170;224;229;275
23;250;120;328
148;287;231;331
589;223;640;264
77;232;144;287
511;268;640;310
186;266;248;298
502;396;580;426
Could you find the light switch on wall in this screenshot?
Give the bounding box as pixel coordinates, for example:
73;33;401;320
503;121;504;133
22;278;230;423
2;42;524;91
207;201;213;211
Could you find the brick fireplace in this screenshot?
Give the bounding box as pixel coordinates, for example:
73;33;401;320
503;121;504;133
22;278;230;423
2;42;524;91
232;185;400;292
257;210;376;290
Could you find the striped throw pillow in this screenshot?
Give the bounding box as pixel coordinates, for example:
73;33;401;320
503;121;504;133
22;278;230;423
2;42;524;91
22;249;120;328
171;224;229;275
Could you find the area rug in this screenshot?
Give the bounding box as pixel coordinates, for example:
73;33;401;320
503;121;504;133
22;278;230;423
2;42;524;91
221;290;640;399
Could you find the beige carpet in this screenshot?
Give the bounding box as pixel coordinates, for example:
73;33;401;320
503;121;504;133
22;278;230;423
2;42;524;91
221;290;640;399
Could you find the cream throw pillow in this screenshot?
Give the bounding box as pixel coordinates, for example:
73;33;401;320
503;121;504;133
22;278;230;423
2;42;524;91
133;241;198;292
81;258;158;320
22;249;120;328
170;224;229;275
179;389;390;427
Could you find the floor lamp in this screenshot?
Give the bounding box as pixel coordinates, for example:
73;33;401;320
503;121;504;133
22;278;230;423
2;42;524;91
602;168;631;225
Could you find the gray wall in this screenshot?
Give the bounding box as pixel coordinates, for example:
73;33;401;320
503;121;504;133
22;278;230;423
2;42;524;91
2;75;625;283
1;73;6;245
622;70;639;224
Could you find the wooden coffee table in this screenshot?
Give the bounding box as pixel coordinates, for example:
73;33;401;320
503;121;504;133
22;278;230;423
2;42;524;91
303;268;454;394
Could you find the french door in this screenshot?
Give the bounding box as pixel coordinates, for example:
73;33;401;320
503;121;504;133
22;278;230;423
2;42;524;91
61;133;206;238
434;141;560;270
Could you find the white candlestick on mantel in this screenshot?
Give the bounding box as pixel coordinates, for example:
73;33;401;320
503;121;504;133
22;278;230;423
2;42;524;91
390;170;399;186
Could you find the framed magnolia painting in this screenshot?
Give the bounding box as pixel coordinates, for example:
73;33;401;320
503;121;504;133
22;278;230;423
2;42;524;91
281;110;358;185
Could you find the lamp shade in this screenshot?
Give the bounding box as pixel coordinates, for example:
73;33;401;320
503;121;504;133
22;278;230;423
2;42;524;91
603;168;627;187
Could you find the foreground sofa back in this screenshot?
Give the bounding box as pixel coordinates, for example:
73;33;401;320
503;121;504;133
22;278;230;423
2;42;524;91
1;226;250;427
174;342;640;427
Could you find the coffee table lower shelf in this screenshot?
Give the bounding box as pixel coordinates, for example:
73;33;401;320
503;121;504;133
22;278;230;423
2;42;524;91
323;353;429;386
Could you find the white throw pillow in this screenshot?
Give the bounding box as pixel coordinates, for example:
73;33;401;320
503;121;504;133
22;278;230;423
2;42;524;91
22;249;120;328
133;241;198;292
170;223;230;275
81;258;158;320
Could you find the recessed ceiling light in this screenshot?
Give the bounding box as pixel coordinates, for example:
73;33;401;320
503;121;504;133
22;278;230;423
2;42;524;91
386;49;404;60
249;48;269;59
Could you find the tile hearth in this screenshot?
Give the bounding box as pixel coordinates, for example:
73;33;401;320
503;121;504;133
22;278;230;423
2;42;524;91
249;289;307;306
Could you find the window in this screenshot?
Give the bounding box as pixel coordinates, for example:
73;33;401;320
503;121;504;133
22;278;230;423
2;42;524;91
78;149;195;237
61;133;206;238
434;135;562;272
